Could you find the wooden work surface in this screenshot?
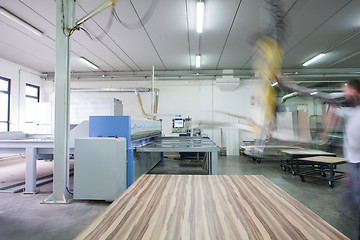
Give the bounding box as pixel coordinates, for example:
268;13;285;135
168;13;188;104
298;156;346;164
76;175;348;240
280;148;336;156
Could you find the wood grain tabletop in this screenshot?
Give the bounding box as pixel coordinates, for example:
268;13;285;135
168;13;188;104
76;174;348;240
280;149;336;156
298;156;346;164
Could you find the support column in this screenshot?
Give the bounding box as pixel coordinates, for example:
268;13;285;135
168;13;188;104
209;151;218;175
24;147;37;194
43;0;73;203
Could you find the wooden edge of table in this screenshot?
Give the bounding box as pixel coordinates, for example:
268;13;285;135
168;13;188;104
297;156;346;164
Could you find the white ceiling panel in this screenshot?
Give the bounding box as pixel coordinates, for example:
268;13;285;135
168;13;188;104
0;0;358;85
324;34;360;69
215;0;261;69
199;0;242;69
282;0;352;67
0;20;55;72
136;0;191;70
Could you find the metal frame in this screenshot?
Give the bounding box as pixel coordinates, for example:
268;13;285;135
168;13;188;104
0;76;10;131
25;83;40;101
280;149;336;175
241;145;300;163
296;158;346;188
0;139;74;193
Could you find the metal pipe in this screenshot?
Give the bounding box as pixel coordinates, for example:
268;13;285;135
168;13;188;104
75;0;118;27
154;90;159;114
70;88;153;93
281;88;343;103
151;65;155;114
42;68;360;81
281;92;299;102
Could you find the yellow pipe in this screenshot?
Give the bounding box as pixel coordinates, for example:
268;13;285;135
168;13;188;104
135;91;155;120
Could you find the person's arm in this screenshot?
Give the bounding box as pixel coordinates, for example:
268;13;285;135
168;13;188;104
320;104;341;139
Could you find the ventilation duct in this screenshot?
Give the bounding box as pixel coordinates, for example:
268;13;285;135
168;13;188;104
215;70;240;91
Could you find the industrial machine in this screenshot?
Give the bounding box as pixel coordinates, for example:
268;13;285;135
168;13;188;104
88;116;162;186
73;115;219;201
172;117;192;136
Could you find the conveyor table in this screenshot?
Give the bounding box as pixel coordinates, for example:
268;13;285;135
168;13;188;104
75;175;348;240
0;139;54;193
135;136;219;174
0;139;74;193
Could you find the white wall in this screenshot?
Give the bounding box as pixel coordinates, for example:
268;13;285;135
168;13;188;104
41;78;263;155
282;96;323;116
0;58;44;132
0;56;323;154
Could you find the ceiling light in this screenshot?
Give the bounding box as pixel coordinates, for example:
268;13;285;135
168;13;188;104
310;91;318;95
79;57;99;70
196;54;201;68
271;82;278;87
302;53;325;67
196;1;204;33
0;7;43;37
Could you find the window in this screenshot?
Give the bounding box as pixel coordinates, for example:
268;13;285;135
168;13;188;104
25;84;40;133
0;77;10;131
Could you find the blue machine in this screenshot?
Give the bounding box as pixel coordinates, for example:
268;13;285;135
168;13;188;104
89;116;162;187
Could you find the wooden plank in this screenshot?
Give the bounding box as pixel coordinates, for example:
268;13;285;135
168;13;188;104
299;156;346;164
280;149;336;156
75;175;348;240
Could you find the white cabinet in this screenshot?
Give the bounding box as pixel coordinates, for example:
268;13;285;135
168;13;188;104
74;137;127;201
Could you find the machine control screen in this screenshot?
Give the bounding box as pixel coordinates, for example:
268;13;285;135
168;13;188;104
174;119;184;128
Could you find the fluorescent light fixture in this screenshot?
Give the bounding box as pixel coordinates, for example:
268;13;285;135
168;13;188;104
79;57;99;70
196;1;204;33
196;54;201;68
271;82;278;87
302;53;325;66
310;91;318;95
0;7;43;37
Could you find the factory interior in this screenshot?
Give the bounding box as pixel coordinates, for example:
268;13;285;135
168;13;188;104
0;0;359;239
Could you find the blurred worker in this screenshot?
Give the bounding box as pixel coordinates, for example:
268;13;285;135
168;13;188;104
323;79;360;239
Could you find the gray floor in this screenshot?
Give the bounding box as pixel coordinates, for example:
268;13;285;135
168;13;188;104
0;154;356;240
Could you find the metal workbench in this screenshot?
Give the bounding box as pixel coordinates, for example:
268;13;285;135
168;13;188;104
135;136;220;175
297;156;346;188
280;149;336;175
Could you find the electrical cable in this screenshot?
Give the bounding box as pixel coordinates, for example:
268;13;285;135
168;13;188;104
112;0;159;30
66;187;73;195
66;169;74;195
79;4;115;41
65;0;159;40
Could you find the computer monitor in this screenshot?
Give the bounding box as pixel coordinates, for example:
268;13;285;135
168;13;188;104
174;119;184;128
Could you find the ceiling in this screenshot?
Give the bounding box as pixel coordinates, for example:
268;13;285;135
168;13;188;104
0;0;360;87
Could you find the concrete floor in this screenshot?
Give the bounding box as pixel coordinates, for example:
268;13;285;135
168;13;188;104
0;154;356;240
